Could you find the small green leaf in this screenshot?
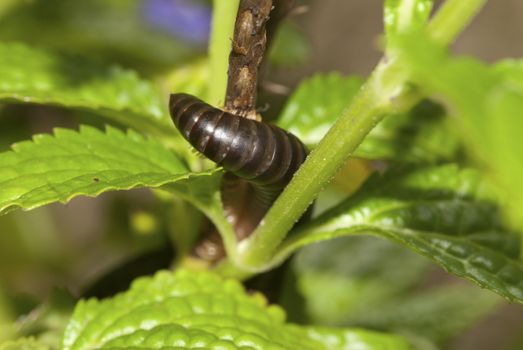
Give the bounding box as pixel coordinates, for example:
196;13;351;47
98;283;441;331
275;165;523;302
0;338;48;350
384;0;433;38
0;42;172;137
62;269;411;350
278;73;458;162
0;125;218;215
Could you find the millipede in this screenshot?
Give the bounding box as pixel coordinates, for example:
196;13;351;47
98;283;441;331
169;93;308;259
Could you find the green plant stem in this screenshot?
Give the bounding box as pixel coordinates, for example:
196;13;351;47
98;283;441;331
208;0;240;106
214;259;254;280
428;0;487;46
235;0;488;270
238;75;386;268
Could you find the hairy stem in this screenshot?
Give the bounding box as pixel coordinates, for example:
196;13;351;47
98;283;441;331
208;0;240;106
238;73;385;268
236;0;488;270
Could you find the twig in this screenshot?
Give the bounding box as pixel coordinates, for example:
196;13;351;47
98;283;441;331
224;0;273;120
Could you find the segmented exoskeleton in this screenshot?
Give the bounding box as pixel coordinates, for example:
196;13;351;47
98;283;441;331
169;93;308;258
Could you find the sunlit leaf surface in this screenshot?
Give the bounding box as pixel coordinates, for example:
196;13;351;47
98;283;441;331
62;269;412;350
0;125;218;215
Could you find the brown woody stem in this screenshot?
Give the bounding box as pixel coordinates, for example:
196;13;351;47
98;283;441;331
224;0;273;120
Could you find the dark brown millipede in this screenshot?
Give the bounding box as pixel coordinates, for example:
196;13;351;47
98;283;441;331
169;93;308;257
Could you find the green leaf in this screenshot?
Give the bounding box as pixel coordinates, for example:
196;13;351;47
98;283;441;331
284;237;429;325
286;237;500;344
0;338;49;350
277;73;458;162
0;125;218;215
277;73;363;147
62;269;411;350
0;42;173;137
0;0;195;72
274;165;523;302
358;100;458;162
388;31;523;231
493;59;523;91
347;284;500;344
301;327;412;350
384;0;433;38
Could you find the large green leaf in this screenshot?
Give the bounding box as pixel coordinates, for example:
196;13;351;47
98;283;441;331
274;165;523;302
388;31;523;231
277;73;458;162
0;125;218;215
0;42;173;137
286;237;500;344
62;269;411;350
284;237;429;325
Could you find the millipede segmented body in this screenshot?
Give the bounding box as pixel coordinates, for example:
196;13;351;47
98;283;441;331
169;93;307;190
169;93;308;255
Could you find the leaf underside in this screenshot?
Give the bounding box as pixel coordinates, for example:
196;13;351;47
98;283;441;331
0;42;172;135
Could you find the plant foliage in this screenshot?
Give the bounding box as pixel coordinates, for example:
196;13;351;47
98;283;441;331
61;270;411;350
0;0;522;349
